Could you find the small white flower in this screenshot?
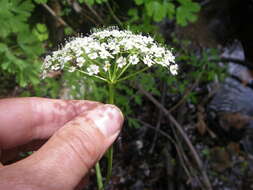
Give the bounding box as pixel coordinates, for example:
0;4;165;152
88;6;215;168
129;55;139;65
143;55;153;67
170;65;178;75
165;51;175;63
87;64;99;75
84;46;91;54
116;56;127;68
103;61;111;71
124;41;134;50
52;50;61;57
112;46;120;55
99;49;113;59
63;56;72;63
88;52;98;60
42;60;52;69
76;57;85;63
76;59;85;67
42;27;176;80
68;66;76;72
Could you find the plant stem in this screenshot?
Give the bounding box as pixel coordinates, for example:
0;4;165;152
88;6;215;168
106;83;115;184
106;146;113;183
108;83;115;104
116;67;149;83
95;162;104;190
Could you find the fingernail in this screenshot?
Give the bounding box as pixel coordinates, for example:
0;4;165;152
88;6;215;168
86;104;124;137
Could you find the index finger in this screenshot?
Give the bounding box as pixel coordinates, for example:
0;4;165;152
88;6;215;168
0;98;101;149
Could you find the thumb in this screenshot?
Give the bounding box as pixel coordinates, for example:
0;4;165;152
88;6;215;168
0;104;123;190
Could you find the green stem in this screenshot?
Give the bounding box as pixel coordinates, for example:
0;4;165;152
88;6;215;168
106;83;115;184
65;66;109;82
108;83;115;104
116;66;149;83
95;162;104;190
106;146;113;183
116;62;131;80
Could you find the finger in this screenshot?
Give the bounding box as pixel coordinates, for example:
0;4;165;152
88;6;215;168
0;98;101;149
0;104;124;190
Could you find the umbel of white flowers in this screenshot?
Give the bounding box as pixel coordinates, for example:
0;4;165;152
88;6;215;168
42;27;177;82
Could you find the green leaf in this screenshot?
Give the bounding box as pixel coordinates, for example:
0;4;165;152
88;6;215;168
145;1;171;22
0;0;35;37
64;27;74;35
153;2;166;22
134;94;142;105
128;117;141;128
1;62;11;70
34;0;47;4
128;8;139;23
145;1;154;17
134;0;144;5
33;23;49;41
166;2;175;19
176;0;201;26
0;43;8;53
95;0;107;4
84;0;95;5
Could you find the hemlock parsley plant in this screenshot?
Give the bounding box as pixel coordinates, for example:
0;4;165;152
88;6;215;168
42;27;177;190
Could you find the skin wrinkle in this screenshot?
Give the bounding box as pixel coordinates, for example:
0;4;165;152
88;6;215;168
0;98;101;163
22;119;106;189
57;117;105;169
0;161;39;190
56;130;93;176
31;99;100;141
0;98;123;190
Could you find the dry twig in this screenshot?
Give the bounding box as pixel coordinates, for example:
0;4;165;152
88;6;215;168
84;2;104;24
42;3;70;27
137;85;213;190
149;82;166;154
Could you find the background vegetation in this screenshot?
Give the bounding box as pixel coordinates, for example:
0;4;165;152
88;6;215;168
2;0;247;190
0;0;222;113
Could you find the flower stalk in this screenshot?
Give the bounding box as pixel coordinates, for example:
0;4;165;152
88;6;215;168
95;162;104;190
106;83;115;184
41;27;177;190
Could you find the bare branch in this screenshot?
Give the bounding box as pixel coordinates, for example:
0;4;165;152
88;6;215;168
42;3;70;28
137;85;213;190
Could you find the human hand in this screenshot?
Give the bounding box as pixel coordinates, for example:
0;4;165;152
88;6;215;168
0;98;123;190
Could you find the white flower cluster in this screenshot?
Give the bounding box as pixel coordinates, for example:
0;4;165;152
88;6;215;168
42;28;177;80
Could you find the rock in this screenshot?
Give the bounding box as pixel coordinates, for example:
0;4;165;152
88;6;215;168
208;41;253;144
209;77;253;115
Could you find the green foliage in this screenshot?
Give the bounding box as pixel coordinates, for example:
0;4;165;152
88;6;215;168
176;0;201;26
0;0;224;130
33;23;49;41
132;0;200;26
0;0;44;87
34;0;47;4
0;0;34;37
170;38;226;104
78;0;107;6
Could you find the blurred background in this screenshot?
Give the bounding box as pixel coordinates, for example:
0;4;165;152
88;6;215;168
1;0;253;189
